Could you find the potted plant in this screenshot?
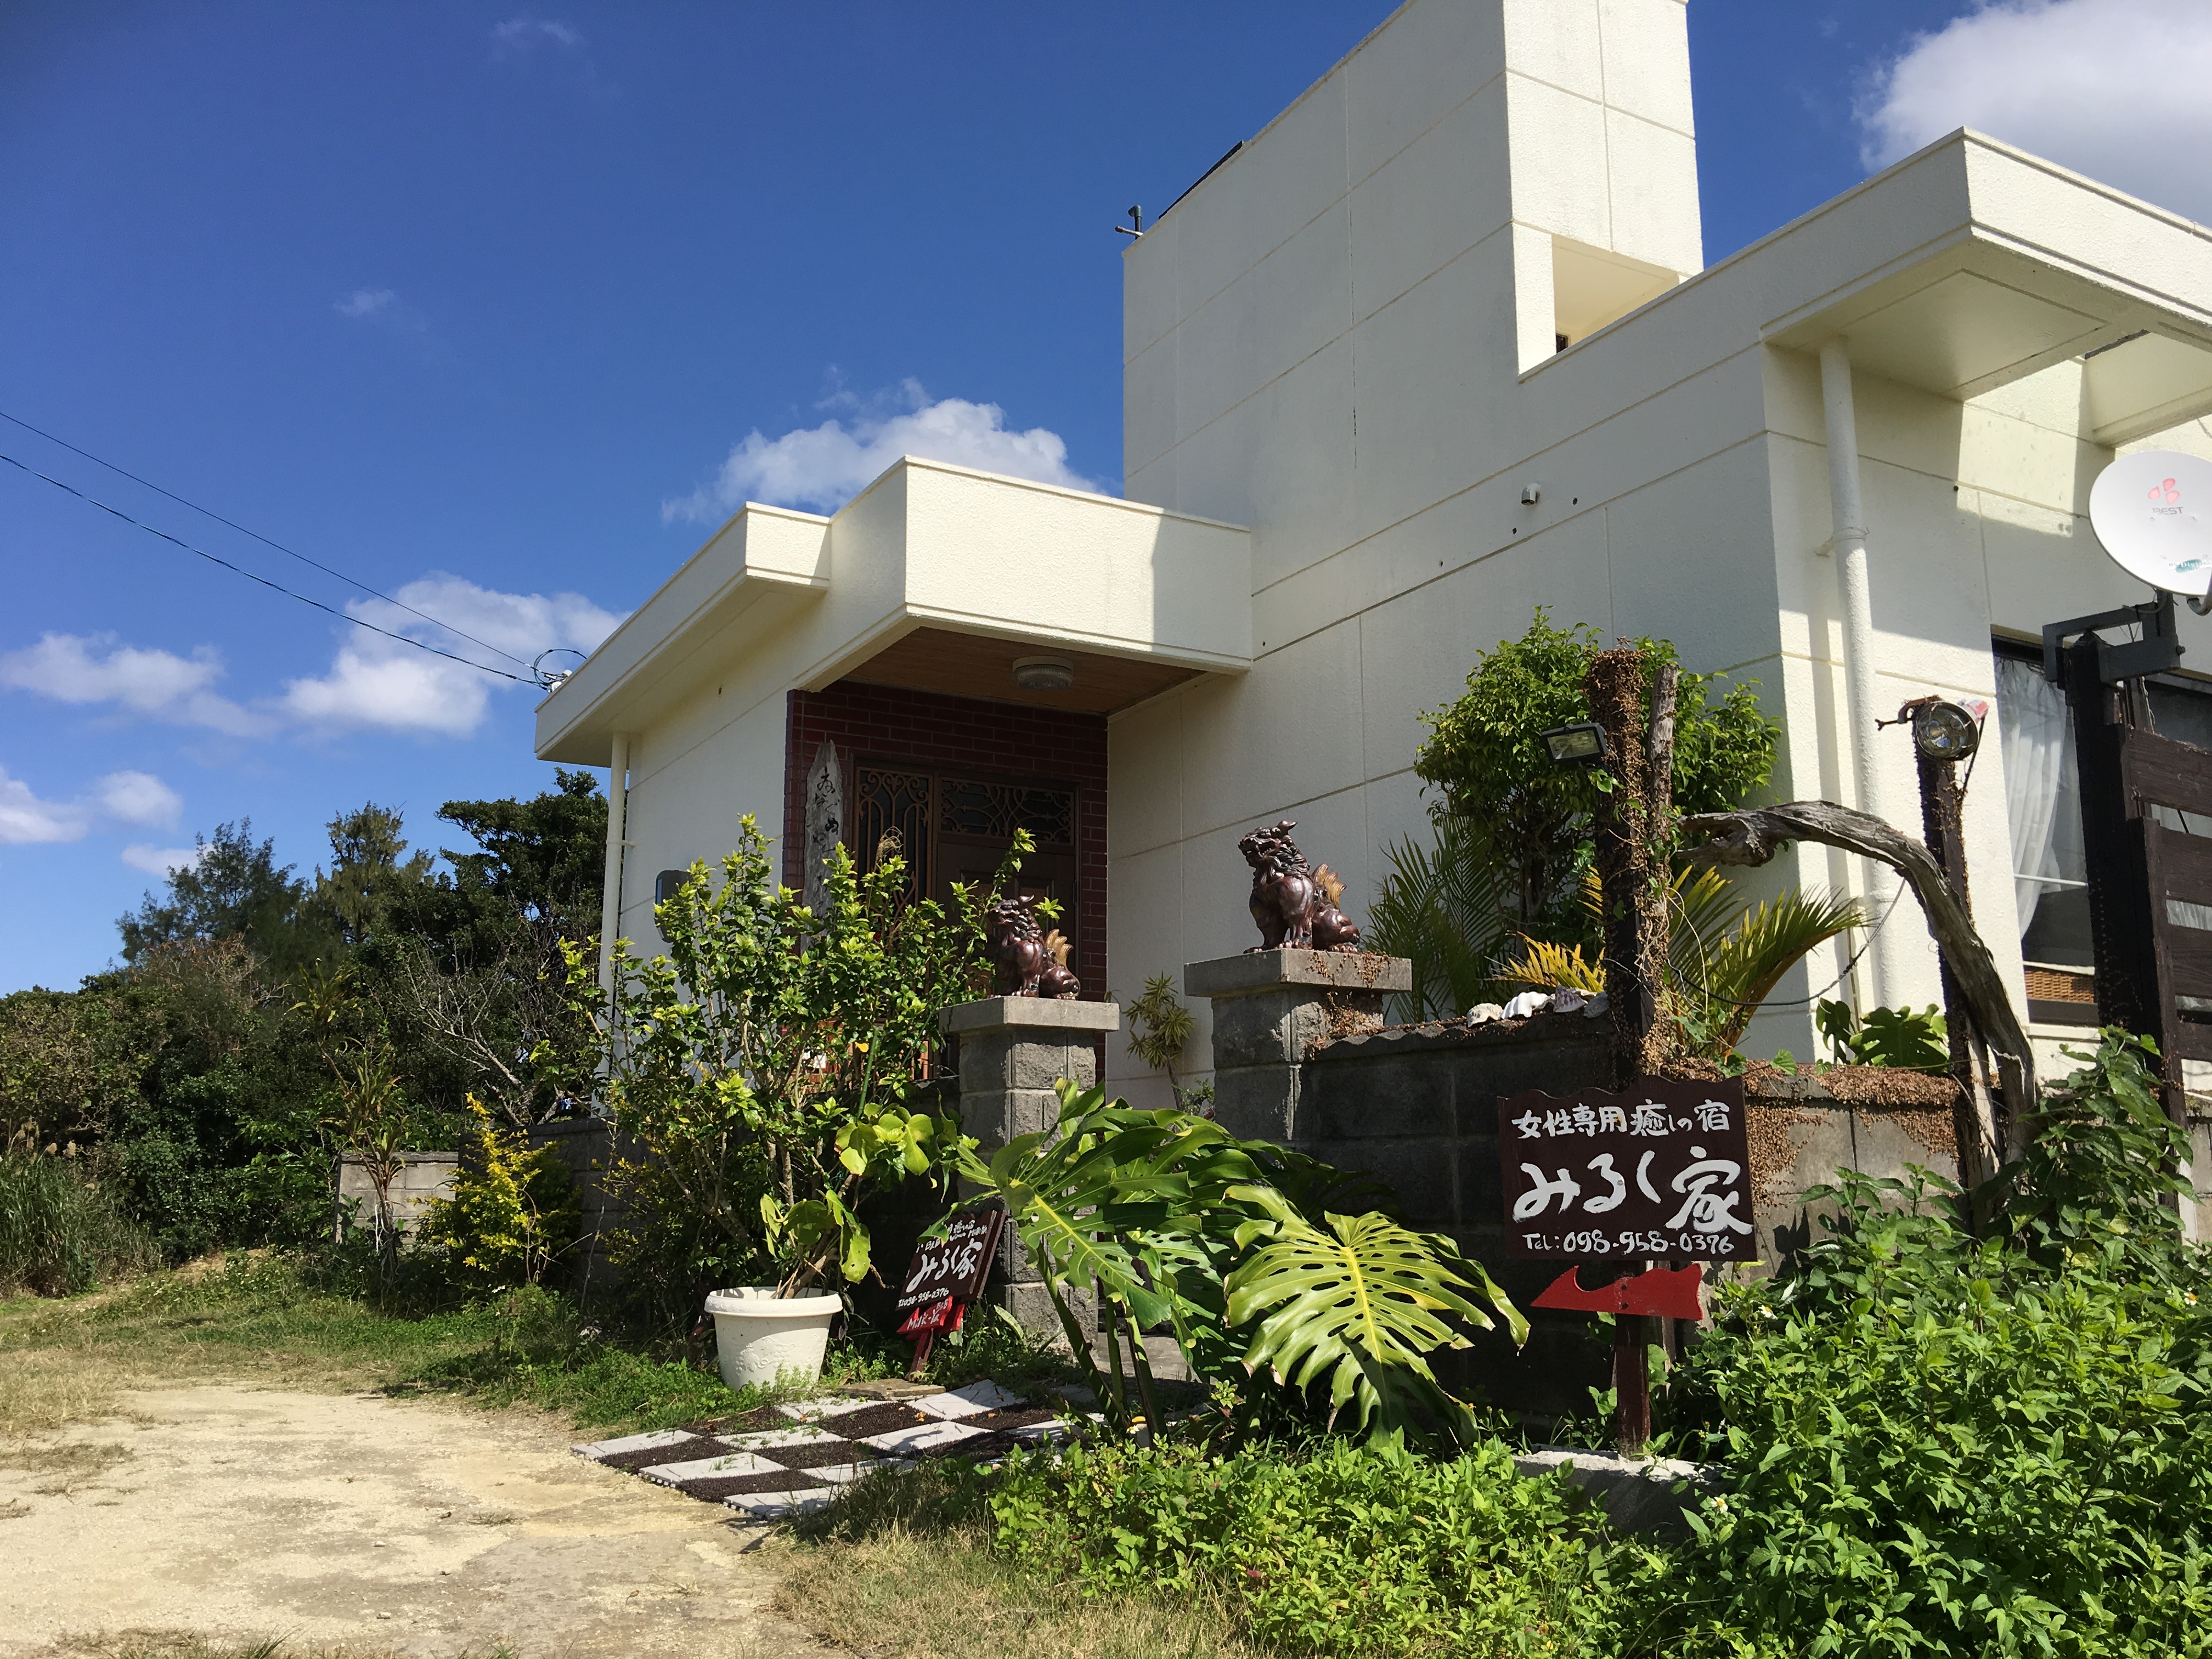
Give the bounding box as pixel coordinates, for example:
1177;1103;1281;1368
573;815;983;1389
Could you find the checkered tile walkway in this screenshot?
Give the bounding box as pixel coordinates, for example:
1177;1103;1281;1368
572;1379;1076;1522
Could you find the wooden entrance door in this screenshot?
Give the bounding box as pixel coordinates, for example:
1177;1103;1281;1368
848;761;1081;959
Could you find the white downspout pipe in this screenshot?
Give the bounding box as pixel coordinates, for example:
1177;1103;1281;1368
1819;340;1895;1007
597;732;630;1004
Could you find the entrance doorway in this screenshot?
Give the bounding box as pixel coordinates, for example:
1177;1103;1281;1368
849;760;1082;960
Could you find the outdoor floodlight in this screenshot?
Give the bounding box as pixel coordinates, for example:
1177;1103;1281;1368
1540;722;1610;765
1911;700;1982;763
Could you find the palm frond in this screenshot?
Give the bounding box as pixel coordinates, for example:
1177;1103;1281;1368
1692;888;1864;1048
1365;816;1514;1020
1668;865;1740;950
1497;935;1605;994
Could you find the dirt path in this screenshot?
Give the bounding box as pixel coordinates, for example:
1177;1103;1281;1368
0;1384;838;1659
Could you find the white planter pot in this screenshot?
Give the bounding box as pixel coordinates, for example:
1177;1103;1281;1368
704;1287;843;1392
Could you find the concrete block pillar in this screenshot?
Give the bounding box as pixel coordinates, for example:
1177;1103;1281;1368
940;996;1121;1334
1186;950;1412;1144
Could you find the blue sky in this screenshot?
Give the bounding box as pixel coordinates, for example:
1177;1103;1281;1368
5;0;2203;992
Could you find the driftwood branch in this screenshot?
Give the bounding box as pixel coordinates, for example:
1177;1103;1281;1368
1679;800;2037;1121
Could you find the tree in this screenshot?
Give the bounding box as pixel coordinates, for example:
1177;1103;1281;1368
311;804;438;949
574;815;989;1328
1410;612;1778;939
360;772;609;1127
437;769;605;939
0;981;162;1152
119;820;320;970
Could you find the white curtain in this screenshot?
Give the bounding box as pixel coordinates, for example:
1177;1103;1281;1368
1996;654;2074;939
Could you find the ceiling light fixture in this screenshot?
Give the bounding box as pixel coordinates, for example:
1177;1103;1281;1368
1012;656;1075;692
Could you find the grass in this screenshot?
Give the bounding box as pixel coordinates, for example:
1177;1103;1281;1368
0;1249;1085;1442
0;1150;160;1297
1;1253;802;1440
771;1463;1258;1659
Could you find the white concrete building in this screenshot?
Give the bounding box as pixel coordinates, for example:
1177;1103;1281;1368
537;0;2212;1101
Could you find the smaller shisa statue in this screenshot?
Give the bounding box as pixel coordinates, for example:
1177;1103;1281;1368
984;894;1082;998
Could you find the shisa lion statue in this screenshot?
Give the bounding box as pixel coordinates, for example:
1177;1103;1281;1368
1238;819;1363;953
984;894;1081;998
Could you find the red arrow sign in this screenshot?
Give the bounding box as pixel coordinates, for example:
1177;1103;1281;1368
1531;1261;1703;1320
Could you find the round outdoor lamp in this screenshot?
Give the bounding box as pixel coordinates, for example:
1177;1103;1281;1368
1013;656;1075;692
1911;700;1981;763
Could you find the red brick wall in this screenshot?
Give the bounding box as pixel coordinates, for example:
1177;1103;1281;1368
783;682;1109;997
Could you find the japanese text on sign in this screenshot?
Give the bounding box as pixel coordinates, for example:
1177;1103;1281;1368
895;1205;1004;1310
1496;1079;1753;1260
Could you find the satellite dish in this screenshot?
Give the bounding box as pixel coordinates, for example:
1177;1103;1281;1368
2089;450;2212;597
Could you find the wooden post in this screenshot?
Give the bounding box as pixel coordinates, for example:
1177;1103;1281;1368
1585;648;1675;1452
1585;648;1675;1085
1613;1310;1651;1456
1909;719;2002;1190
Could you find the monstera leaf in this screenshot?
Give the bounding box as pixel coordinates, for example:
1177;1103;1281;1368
957;1079;1262;1424
1224;1186;1528;1442
959;1080;1533;1443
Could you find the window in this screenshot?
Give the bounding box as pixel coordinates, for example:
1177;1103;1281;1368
1995;640;2212;1023
1994;647;2094;1022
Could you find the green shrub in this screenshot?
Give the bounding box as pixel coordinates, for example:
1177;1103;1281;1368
419;1093;578;1289
575;815;985;1331
0;1150;158;1295
990;1436;1638;1657
1412;612;1775;934
1814;998;1950;1070
1654;1030;2212;1658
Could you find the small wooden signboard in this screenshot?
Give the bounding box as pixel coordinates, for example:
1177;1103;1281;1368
893;1203;1005;1375
1496;1077;1753;1262
1498;1077;1749;1456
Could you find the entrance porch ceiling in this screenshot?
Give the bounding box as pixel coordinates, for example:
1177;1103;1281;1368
837;624;1202;715
535;457;1251;765
1757;132;2212;437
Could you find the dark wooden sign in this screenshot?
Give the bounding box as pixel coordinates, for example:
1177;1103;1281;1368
1497;1078;1753;1261
895;1204;1005;1311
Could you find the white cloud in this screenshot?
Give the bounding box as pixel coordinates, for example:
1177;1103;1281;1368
1859;0;2212;223
493;17;583;50
280;574;623;737
0;633;267;736
0;764;185;848
664;380;1099;521
334;287;429;336
0;766;86;846
94;771;184;828
4;580;623;744
121;843;204;877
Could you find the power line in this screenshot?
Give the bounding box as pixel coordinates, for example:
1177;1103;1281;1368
0;450;527;685
0;408;533;671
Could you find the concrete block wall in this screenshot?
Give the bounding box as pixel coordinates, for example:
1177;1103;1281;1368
1296;1020;1972;1419
334;1153;458;1248
528;1119;637;1308
1300;1017;1615;1415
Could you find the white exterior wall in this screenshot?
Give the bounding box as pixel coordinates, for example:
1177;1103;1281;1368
550;461;1252;958
1108;0;2212;1101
